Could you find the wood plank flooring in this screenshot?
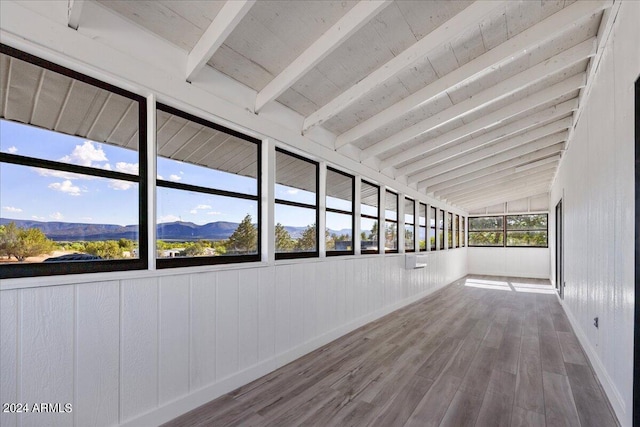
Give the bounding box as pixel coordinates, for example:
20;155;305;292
163;275;619;427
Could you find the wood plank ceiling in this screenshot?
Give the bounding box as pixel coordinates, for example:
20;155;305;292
56;1;619;210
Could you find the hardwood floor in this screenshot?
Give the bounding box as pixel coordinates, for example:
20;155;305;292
163;275;618;427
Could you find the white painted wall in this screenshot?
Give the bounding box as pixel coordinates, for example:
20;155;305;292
550;2;638;425
0;251;467;427
467;247;549;279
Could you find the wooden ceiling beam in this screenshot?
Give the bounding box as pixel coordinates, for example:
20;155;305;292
254;0;392;113
395;101;575;177
405;116;571;182
186;0;255;82
457;184;552;210
67;0;85;30
440;167;557;201
335;0;608;150
418;142;564;190
366;38;595;162
302;0;505;133
435;161;558;198
381;72;584;170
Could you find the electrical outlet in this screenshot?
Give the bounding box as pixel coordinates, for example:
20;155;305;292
593;317;599;328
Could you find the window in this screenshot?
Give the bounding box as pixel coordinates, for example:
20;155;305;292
419;203;427;252
156;104;261;267
385;190;398;252
0;45;147;279
275;149;318;259
506;214;548;247
455;214;460;248
468;216;504;246
404;197;415;252
461;216;466;247
326;167;354;256
447;212;453;249
439;209;445;250
430;206;437;251
469;214;548;247
360;181;379;254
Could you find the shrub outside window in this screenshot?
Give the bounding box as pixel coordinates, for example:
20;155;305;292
455;214;460;248
385;190;398;253
404;197;415;252
155;103;261;268
326;167;354;256
360;181;379;254
447;212;453;249
461;216;466;247
0;45;147;279
275;149;319;259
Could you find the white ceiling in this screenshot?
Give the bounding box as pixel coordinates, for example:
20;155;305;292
9;0;617;211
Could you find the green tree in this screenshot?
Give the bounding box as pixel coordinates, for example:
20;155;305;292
213;241;227;255
182;241;206;256
85;240;121;259
118;238;134;252
275;223;294;252
0;222;56;261
369;221;379;241
226;214;257;254
295;223;316;251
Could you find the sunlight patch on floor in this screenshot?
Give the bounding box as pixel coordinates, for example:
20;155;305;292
464;277;556;294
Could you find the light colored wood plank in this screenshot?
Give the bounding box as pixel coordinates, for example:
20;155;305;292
557;331;588;365
216;270;240;379
238;268;259;370
0;290;18;427
542;371;580;427
514;341;544;414
406;374;462;427
439;390;483;427
511;406;546;427
475;391;513;427
190;272;216;389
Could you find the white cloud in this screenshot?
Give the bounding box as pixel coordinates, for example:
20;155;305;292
6;146;18;154
50;212;64;220
31;215;45;220
286;189;299;195
115;162;139;174
195;204;211;210
109;180;134;191
2;206;22;213
157;174;164;180
59;140;109;167
158;214;180;223
48;180;82;196
169;174;181;181
207;211;222;215
189;209;198;214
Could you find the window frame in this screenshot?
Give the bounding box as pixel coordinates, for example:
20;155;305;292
0;44;148;279
274;148;319;260
439;209;445;250
454;214;460;248
325;166;355;257
384;190;399;253
461;216;466;247
419;203;427;252
360;180;380;254
505;214;549;248
468;215;505;247
447;212;454;249
404;197;416;252
155;103;262;268
468;214;548;248
430;206;437;251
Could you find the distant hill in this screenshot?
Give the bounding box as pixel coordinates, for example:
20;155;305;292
0;218;351;242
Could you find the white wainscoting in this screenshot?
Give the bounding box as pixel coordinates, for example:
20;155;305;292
0;249;467;427
467;247;550;279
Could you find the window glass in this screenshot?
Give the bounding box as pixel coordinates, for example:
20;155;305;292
419;203;427;251
385;190;398;252
447;212;453;249
0;48;146;278
275;149;318;258
461;217;466;247
156;104;260;266
439;209;445;250
404;198;415;251
468;216;504;246
360;181;379;254
430;206;437;251
455;214;460;248
506;214;548;247
326;168;354;254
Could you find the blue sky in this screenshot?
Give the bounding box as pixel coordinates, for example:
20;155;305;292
1;120;353;231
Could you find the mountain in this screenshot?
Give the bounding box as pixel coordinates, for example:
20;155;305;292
0;218;349;242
